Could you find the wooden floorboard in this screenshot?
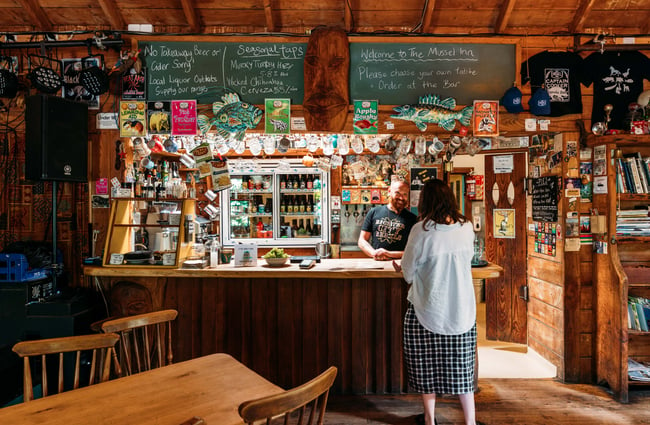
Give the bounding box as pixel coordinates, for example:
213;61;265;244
324;379;650;424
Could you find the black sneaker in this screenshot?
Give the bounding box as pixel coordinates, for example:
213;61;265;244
414;414;438;425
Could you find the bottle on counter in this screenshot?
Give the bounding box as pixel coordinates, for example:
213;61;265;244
206;235;220;268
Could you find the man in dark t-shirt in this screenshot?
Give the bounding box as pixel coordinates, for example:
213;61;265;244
358;180;417;261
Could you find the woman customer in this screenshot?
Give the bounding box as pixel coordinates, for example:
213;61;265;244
393;178;480;425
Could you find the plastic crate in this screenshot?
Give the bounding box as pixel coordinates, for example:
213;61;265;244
0;253;49;282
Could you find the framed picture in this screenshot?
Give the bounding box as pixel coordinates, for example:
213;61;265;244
472;100;499;137
493;208;515;238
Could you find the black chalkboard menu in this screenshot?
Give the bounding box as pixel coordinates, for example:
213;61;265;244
138;39;516;106
138;41;306;105
349;42;516;105
532;176;560;222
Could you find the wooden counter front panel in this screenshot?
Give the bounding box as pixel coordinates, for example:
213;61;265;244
164;276;409;395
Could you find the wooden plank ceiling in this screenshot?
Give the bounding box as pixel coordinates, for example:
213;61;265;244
0;0;648;37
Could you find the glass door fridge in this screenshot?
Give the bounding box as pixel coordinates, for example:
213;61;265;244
220;159;329;247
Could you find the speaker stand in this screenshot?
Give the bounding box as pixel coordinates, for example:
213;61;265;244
51;181;59;292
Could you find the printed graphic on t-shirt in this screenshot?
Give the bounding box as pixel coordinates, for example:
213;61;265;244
544;68;570;102
603;66;633;95
374;217;406;245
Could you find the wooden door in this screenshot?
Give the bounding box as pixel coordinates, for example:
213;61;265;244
484;153;528;344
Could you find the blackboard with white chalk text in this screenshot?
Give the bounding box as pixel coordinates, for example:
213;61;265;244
138;40;516;106
138;40;307;105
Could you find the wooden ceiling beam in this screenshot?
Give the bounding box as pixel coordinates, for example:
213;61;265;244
263;0;276;32
570;0;596;34
495;0;517;34
421;0;437;33
19;0;52;31
344;0;353;32
97;0;126;30
180;0;202;33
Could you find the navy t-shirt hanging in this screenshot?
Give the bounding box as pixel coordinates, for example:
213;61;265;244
582;51;650;130
520;51;585;117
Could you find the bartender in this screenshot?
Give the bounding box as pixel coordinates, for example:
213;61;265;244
358;180;417;261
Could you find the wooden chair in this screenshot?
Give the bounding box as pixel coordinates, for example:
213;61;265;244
238;366;337;425
100;309;178;376
12;333;119;402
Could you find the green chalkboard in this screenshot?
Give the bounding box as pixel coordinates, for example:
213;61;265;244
139;41;307;105
139;40;515;107
349;42;516;105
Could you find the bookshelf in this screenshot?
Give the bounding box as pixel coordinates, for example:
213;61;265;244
590;135;650;402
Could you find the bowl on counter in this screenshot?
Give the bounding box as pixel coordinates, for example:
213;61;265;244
263;257;290;267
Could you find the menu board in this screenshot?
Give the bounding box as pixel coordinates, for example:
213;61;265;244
531;176;560;222
349;42;515;105
139;40;516;106
138;40;306;105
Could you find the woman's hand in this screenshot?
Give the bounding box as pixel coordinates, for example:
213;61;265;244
392;260;402;272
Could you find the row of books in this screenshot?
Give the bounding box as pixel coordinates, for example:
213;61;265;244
628;296;650;331
617;208;650;236
616;154;650;194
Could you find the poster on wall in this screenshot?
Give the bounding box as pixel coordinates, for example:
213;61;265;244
147;101;171;135
409;167;438;214
472;100;499;137
171;100;197;135
264;98;291;134
122;68;146;100
353;100;378;134
119;101;146;137
61;57;100;109
493;208;515;238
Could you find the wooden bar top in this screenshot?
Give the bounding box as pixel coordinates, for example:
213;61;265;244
84;258;503;280
0;353;283;425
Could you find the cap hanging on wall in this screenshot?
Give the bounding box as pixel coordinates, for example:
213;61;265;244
529;87;551;116
501;85;523;113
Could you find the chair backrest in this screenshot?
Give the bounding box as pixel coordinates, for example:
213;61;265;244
238;366;337;425
100;309;178;376
12;333;119;402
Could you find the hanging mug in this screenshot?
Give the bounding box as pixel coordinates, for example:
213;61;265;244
338;134;350;155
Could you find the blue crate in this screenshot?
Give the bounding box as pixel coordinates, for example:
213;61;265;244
0;253;49;282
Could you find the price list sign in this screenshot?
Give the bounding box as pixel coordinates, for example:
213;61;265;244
531;176;560;223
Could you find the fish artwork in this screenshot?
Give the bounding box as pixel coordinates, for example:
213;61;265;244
197;92;263;140
391;94;473;132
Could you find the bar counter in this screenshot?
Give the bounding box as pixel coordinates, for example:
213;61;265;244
84;258;503;279
84;259;502;395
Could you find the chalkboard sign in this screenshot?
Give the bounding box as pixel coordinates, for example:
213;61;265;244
138;40;515;107
532;176;559;222
349;42;515;105
138;41;306;105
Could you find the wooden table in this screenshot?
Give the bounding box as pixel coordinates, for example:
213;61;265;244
0;353;283;425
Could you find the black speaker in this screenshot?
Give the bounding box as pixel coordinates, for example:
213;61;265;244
25;94;89;182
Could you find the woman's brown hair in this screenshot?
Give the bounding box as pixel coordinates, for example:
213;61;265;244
418;178;468;229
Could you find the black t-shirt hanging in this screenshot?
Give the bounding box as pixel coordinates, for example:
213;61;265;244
521;51;585;117
582;50;650;130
